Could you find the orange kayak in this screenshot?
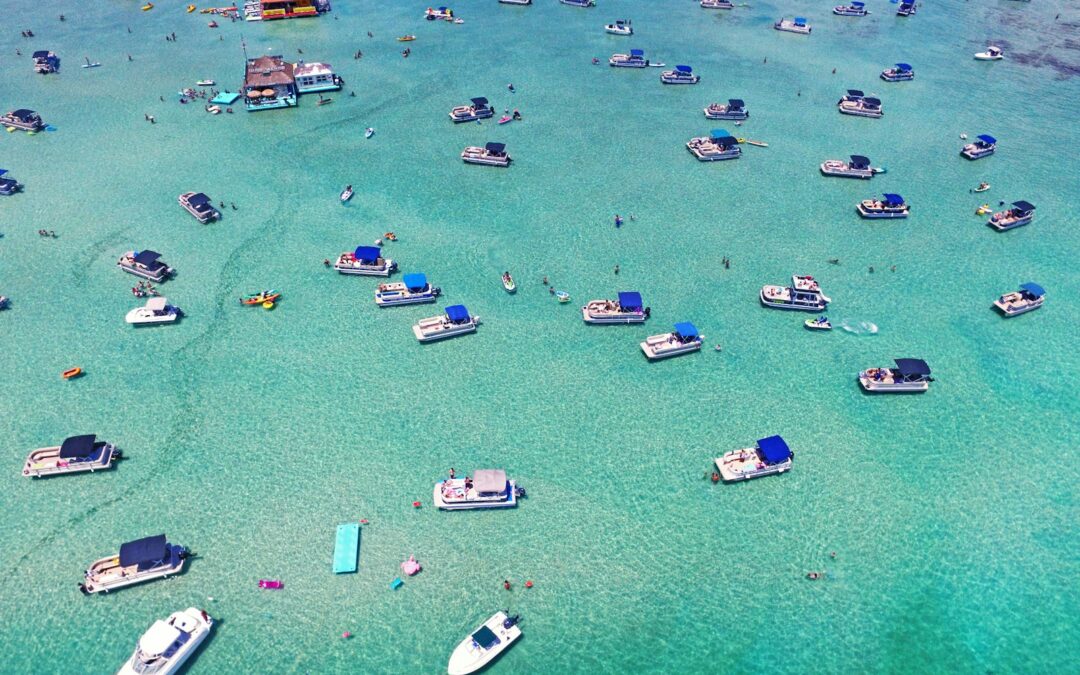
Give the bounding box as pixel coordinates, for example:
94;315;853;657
62;367;83;379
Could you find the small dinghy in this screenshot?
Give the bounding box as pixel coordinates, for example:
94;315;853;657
555;291;570;303
804;316;832;331
197;79;215;87
502;272;516;293
340;185;354;202
365;127;375;138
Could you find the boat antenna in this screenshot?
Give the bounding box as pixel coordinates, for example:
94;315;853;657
241;34;248;61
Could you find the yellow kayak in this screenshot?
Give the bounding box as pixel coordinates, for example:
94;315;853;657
187;4;197;12
142;3;154;10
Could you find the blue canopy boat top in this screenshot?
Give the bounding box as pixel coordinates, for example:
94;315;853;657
894;358;931;377
353;246;382;263
119;534;170;570
470;97;489;108
471;626;500;649
132;250;166;270
881;193;905;206
59;434;101;459
847;89;865;98
1011;200;1035;214
485;142;506;155
976;134;997;146
849;155;871;169
862;97;881;107
1019;282;1045;298
727;98;745;109
674;322;699;340
675;65;693;73
630;49;645;57
403;273;428;292
445;305;471;323
794;17;808;25
895;63;913;71
850;1;864;6
709;129;739;146
617;291;643;311
757;436;792;465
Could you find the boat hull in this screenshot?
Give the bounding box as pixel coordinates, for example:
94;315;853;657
715;452;792;482
582;307;647;324
375;293;438;306
434;481;518;510
760;290;828;311
413;322;478;342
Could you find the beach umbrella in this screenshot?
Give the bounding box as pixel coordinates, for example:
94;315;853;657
261;88;276;97
246;90;259;98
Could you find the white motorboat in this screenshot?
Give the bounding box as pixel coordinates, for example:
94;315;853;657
975;46;1003;61
987;200;1035;231
365;127;375;138
760;275;831;311
804;316;832;331
582;291;650;324
447;611;522;675
961;134;996;159
23;435;121;478
880;63;914;81
704;99;748;120
774;17;811;34
820;155;876;179
178;192;221;223
498;0;532;4
896;1;916;16
81;534;189;594
1;109;46;132
661;65;699;84
859;358;932;393
340;185;353;202
687;130;742;161
609;49;649;67
375;273;441;306
118;250;174;282
435;469;521;510
126;297;181;325
640;323;704;360
461;143;511;167
994;283;1045;317
605;20;632;35
560;0;595;7
838;93;883;118
715;436;793;482
857;194;909;219
833;2;868;16
118;608;213;675
334;246;397;276
196;79;215;86
701;1;735;9
413;305;480;342
449;97;494;123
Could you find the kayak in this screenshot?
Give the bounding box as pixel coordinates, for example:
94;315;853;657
502;273;516;293
746;140;769;147
241;290;281;305
397;35;416;41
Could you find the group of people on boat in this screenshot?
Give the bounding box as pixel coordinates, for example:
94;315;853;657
131;281;160;298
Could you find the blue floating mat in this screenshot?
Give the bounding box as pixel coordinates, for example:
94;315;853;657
210;91;241;105
45;125;57;132
332;523;360;574
390;577;403;590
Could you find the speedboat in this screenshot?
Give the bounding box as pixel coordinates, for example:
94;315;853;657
126;297;181;325
994;283;1045;316
805;316;832;330
961;134;996;159
582;291;650;324
987;200;1035;231
859;358;933;393
435;469;520;510
118;608;213;675
375;273;441;306
502;272;516;293
1;109;45;132
334;246;397;276
118;250;174;282
704;99;749;120
560;0;595;7
0;172;24;195
178;192;221;223
462;142;511;167
896;1;916;17
609;49;649;68
605;20;632;35
880;63;914;81
196;79;215;86
661;65;699;84
687;130;742;161
760;275;831;311
413;305;480;342
23;435;121;478
857;193;909;219
701;0;735;9
640;323;704;360
447;611;522;675
833;2;868;16
838;92;883;118
449;97;494;123
340;185;353;202
240;290;281;305
715;436;793;482
81;534;189;594
774;17;811;34
365;127;375;138
425;6;454;20
975;46;1003;61
820;155;876;179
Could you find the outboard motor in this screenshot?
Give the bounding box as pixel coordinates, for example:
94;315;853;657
503;614;520;629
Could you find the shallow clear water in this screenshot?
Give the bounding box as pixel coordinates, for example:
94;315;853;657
1;1;1078;673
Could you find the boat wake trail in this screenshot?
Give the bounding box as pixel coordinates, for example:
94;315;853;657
840;319;879;335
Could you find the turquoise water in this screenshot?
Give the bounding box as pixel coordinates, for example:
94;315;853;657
2;1;1078;672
